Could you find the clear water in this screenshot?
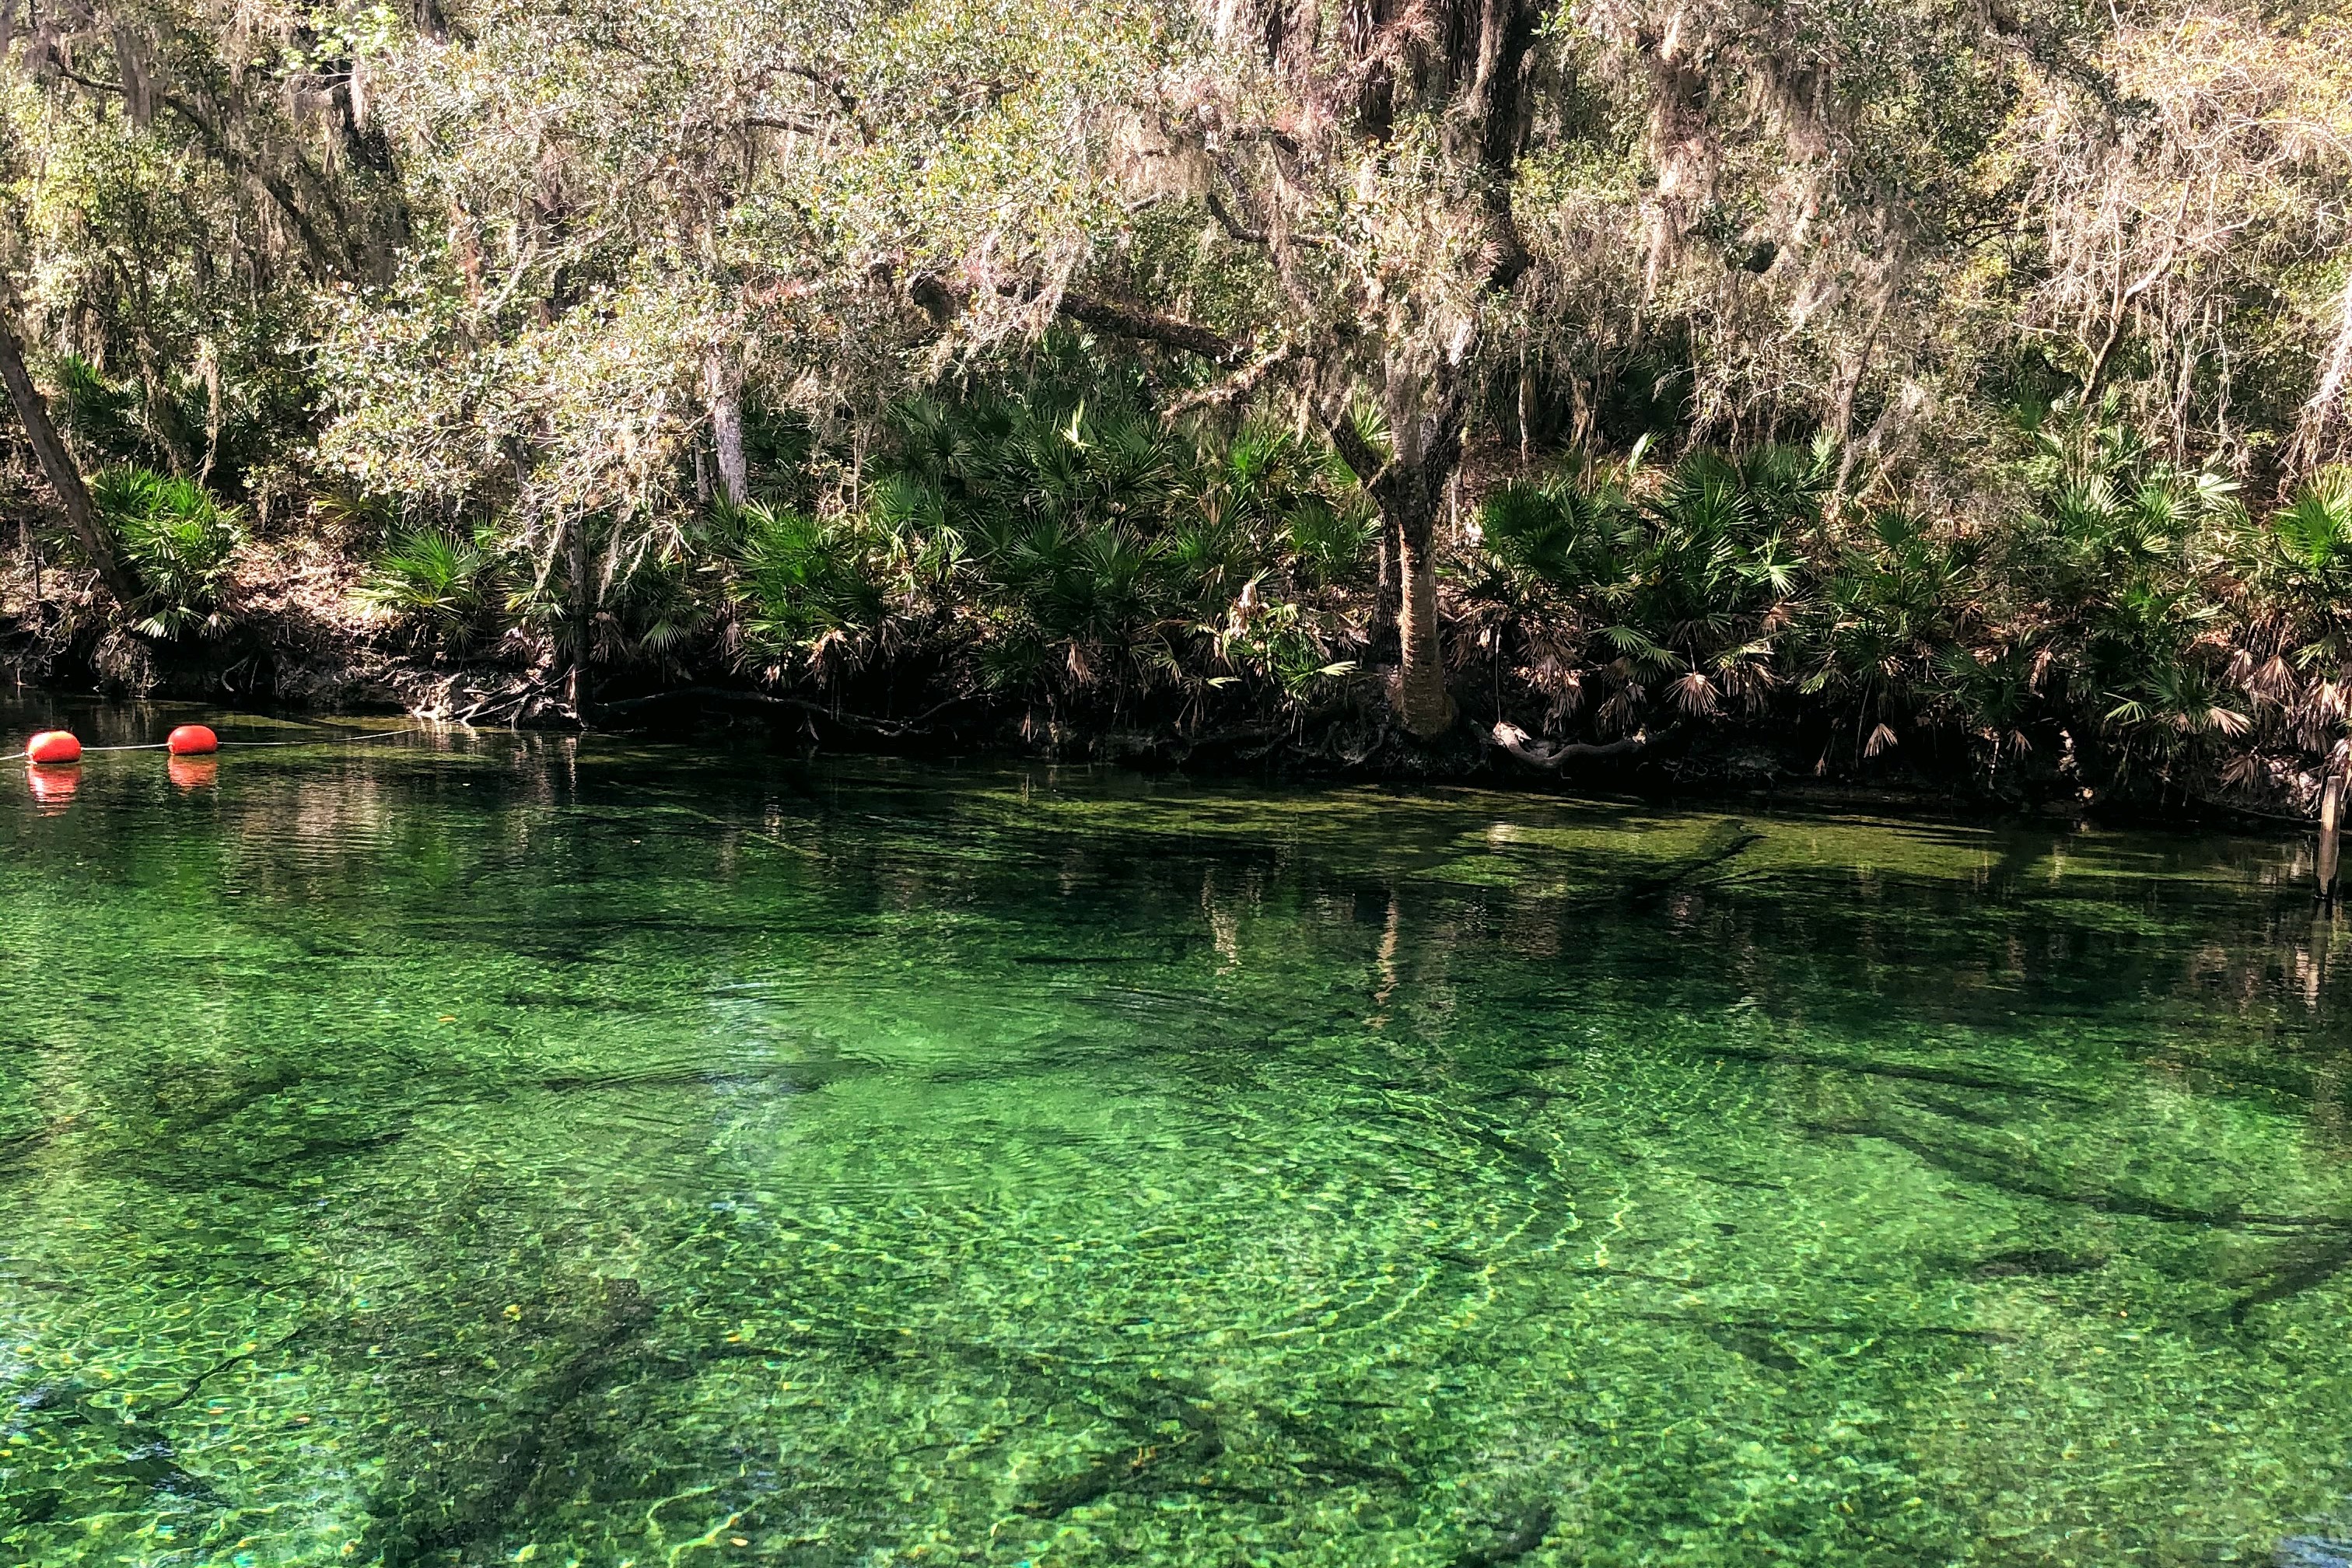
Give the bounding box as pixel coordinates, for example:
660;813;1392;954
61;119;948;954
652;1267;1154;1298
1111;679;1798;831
3;699;2350;1568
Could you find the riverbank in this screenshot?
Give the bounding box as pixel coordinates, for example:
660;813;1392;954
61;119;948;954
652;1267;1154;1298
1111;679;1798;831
0;511;2335;831
4;604;2319;844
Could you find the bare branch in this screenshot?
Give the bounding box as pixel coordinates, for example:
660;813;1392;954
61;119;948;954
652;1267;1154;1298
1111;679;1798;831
1160;344;1297;421
1205;187;1267;245
1489;722;1657;768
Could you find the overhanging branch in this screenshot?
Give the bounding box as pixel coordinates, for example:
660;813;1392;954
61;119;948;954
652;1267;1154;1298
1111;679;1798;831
1053;290;1244;365
1490;721;1657;768
1205;188;1267;245
1160;344;1297;421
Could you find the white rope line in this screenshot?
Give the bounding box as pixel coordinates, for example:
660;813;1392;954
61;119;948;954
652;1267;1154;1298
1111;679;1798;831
31;726;428;757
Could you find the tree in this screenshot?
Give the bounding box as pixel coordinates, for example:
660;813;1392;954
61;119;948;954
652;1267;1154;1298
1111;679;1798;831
1014;0;1549;738
0;275;144;605
898;0;2108;740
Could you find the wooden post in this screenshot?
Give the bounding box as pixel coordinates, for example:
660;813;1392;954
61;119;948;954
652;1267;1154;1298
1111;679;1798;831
2320;773;2343;910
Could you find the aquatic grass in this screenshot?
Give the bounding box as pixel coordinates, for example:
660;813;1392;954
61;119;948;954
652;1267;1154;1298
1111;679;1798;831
2;709;2351;1565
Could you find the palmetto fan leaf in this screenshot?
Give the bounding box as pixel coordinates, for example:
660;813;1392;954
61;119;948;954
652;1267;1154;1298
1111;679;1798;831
2273;468;2352;575
368;524;500;648
93;467;243;639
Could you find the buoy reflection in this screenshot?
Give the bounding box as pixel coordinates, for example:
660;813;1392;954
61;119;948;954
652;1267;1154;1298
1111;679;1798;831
25;763;79;805
168;755;220;790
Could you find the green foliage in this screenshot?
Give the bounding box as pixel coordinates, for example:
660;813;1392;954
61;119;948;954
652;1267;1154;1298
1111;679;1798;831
366;527;502;649
89;467;241;639
1472;423;2296;777
2270;467;2352;582
2249;465;2352;669
2002;411;2245;758
1482;443;1827;721
1281;499;1381;588
2;0;2345;794
47;355;144;462
598;541;712;671
734;502;887;667
1801;506;1991;749
857;362;1367;699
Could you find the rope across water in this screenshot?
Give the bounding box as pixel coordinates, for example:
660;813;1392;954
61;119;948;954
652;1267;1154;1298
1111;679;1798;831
45;727;428;755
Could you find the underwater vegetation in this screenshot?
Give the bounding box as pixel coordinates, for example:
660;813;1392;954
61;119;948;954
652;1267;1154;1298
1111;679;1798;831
2;706;2352;1564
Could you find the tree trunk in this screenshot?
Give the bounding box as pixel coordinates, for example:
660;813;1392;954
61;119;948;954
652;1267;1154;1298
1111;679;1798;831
1386;476;1456;737
1328;374;1463;740
197;336;222;488
707;355;747;507
0;292;145;607
563;514;593;715
1371;516;1399;660
1370;373;1465;740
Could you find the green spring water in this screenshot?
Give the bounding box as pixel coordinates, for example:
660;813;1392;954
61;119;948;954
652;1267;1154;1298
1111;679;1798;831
2;701;2350;1567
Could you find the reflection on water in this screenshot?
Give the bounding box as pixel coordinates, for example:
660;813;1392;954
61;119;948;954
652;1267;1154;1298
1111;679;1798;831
166;756;219;791
2;699;2351;1566
23;762;78;808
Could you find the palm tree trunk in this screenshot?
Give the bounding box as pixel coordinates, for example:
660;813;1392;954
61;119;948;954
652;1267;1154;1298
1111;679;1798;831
1383;464;1457;738
1374;373;1465;739
1370;516;1399;660
1327;376;1463;740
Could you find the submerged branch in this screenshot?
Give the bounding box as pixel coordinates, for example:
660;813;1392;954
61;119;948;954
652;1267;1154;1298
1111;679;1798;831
1820;1119;2352;1233
1690;1043;2094;1101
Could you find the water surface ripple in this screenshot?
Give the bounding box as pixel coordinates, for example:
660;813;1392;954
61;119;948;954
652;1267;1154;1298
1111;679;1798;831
2;705;2350;1566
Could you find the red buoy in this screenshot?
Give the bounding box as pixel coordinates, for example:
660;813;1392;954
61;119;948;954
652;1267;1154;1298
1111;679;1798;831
25;730;81;765
167;724;219;756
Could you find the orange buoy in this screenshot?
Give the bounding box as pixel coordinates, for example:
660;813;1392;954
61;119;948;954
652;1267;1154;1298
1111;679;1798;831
167;724;219;756
25;763;79;803
168;755;220;790
26;730;81;765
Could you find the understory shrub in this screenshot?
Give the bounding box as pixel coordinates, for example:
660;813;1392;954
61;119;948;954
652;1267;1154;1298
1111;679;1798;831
91;467;242;639
365;526;503;651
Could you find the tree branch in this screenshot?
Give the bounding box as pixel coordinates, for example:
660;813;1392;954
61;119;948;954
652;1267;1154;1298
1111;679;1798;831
598;686;961;736
1054;290;1244;365
99;70;355;277
1205;187;1268;244
0;277;146;608
744;113;842;138
1160;343;1296;421
1489;721;1657;768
